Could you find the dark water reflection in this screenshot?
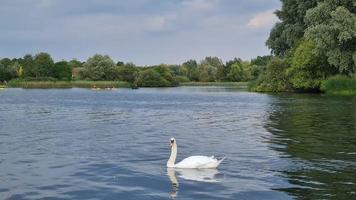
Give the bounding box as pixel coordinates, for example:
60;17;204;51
0;87;355;199
266;93;356;199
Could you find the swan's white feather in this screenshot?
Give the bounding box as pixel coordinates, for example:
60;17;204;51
174;156;224;169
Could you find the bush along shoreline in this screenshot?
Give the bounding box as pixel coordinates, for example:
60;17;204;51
321;75;356;96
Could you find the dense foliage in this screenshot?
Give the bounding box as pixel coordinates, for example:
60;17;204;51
250;58;291;92
253;0;356;93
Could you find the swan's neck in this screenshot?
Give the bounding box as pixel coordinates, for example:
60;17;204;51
167;143;177;167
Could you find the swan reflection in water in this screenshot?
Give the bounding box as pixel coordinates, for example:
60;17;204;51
167;168;221;198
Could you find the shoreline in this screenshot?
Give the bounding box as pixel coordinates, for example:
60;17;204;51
3;81;355;96
7;80;131;89
6;81;248;89
180;82;248;88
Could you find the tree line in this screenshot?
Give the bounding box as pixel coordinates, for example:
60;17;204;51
0;52;270;87
251;0;355;92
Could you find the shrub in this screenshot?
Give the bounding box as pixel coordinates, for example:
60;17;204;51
288;39;336;91
321;75;356;96
249;58;292;92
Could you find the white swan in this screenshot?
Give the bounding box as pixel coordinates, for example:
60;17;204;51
167;138;225;169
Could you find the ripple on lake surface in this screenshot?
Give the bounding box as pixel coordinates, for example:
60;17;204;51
0;87;355;199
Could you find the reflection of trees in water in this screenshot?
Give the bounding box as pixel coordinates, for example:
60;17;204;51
266;94;356;199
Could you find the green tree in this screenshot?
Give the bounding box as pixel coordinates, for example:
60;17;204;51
305;3;356;74
168;65;184;77
251;56;272;66
201;57;225;81
198;57;222;82
266;0;318;56
227;62;245;82
81;54;116;81
138;65;177;87
288;39;336;91
68;59;83;69
116;61;125;66
198;65;217;82
0;58;12;67
225;58;252;81
225;58;241;80
117;62;139;83
0;59;17;81
21;54;35;77
54;61;72;80
249;56;272;80
181;59;199;81
154;64;175;84
34;52;55;78
139;69;165;87
251;58;291;92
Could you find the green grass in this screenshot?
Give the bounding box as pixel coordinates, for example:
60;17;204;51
321;75;356;96
8;80;131;89
180;82;248;88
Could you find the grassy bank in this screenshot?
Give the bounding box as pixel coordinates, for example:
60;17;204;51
321;75;356;96
8;80;131;89
180;82;248;88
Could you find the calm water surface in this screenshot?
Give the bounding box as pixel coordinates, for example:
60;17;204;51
0;87;355;200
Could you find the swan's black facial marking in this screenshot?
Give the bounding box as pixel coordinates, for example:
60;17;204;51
170;139;174;144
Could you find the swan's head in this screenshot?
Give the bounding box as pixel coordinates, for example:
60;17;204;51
170;138;175;147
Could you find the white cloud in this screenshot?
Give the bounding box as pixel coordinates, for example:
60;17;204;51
247;10;278;29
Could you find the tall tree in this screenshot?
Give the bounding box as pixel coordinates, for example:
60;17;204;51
81;54;116;81
21;54;35;77
54;61;72;80
117;62;139;83
0;59;17;81
305;1;356;74
251;58;291;92
202;57;225;80
181;59;199;81
266;0;318;56
288;39;336;91
198;57;223;82
34;52;55;78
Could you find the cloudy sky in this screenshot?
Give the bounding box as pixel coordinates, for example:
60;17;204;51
0;0;280;65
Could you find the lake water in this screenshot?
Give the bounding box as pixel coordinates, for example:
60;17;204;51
0;87;355;200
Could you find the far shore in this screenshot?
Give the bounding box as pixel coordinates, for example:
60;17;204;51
7;80;131;89
3;81;355;96
4;80;248;89
180;81;248;88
